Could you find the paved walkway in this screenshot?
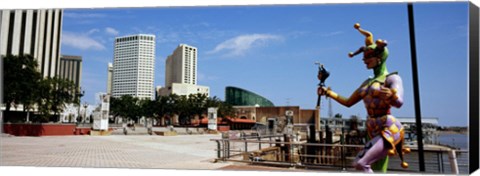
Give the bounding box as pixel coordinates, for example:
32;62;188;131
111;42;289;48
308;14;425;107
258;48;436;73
1;134;232;169
0;133;428;176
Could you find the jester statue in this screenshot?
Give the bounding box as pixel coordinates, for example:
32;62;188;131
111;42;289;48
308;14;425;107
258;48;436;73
317;23;410;173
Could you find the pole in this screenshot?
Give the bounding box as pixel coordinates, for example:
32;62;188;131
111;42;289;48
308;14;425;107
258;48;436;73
316;94;321;107
448;150;459;174
407;3;425;172
468;3;479;174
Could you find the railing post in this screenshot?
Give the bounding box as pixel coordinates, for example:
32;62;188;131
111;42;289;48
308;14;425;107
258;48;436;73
342;145;346;170
258;136;261;150
227;140;230;158
448;150;459;174
269;136;272;147
222;140;226;161
290;142;294;165
437;151;441;173
341;127;346;170
244;137;248;153
216;140;221;159
440;152;444;173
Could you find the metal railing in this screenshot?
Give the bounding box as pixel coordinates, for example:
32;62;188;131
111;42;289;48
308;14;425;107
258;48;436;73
211;133;468;174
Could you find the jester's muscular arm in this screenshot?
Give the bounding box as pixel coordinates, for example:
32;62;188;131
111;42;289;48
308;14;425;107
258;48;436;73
383;74;404;108
317;81;367;108
318;74;404;108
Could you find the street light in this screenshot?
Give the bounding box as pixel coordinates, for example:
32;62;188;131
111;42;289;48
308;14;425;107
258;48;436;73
76;88;84;124
83;103;88;124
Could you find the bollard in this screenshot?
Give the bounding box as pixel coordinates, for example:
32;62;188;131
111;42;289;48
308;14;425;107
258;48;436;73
448;150;459;174
147;127;152;135
123;127;128;135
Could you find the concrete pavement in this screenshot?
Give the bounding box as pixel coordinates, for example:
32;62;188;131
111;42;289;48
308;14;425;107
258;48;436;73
0;134;231;169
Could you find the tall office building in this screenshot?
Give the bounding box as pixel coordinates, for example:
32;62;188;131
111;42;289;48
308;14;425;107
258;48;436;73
160;44;209;97
57;55;82;90
107;62;113;95
112;34;155;100
165;44;197;87
0;9;63;78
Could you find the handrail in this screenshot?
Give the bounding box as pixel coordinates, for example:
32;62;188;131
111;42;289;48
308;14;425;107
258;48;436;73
211;137;468;174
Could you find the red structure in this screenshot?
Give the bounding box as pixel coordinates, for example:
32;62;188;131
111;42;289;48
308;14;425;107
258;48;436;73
3;123;77;136
194;116;256;131
2;123;110;136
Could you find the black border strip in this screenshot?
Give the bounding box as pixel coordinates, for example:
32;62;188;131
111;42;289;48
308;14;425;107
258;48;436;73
469;2;479;174
1;55;3;134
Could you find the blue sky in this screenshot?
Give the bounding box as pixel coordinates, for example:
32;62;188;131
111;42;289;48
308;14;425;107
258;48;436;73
60;2;469;127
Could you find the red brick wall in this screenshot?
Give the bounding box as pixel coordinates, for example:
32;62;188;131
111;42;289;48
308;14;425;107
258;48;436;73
3;124;77;136
74;127;92;135
217;125;230;131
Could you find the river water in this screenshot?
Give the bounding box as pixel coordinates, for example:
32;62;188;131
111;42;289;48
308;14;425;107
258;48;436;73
437;133;468;150
387;133;469;174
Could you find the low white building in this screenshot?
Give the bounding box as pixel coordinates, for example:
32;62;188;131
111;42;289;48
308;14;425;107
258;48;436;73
157;83;209;97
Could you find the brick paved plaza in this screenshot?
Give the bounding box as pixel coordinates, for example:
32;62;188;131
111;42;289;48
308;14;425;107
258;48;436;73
0;133;326;176
1;134;232;169
0;133;424;176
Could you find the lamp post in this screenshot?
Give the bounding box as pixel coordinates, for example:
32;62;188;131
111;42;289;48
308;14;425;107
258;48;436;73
76;89;84;124
83;103;88;124
408;3;425;171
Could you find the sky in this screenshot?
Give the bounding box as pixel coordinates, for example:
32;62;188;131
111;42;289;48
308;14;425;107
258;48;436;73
60;2;470;127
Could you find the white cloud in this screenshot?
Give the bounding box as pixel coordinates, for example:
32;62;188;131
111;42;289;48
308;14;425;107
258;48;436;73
105;27;120;36
197;72;218;82
321;31;344;37
64;12;107;19
87;28;100;35
207;34;283;57
62;31;106;51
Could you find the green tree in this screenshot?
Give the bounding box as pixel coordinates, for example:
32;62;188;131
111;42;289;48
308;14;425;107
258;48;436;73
36;77;77;121
109;95;141;123
153;95;171;125
4;54;77;122
165;94;180;125
189;93;208;118
176;95;191;125
334;113;343;119
139;99;155;118
218;101;234;118
109;96;120;119
109;93;234;126
204;96;234;117
4;55;42;113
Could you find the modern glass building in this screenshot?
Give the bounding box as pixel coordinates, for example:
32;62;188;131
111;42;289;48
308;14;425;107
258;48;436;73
225;86;274;107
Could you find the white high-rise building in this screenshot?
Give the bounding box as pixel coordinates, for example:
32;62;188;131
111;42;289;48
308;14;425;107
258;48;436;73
0;9;63;78
107;62;113;95
160;44;209;97
165;44;197;87
112;34;155;100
